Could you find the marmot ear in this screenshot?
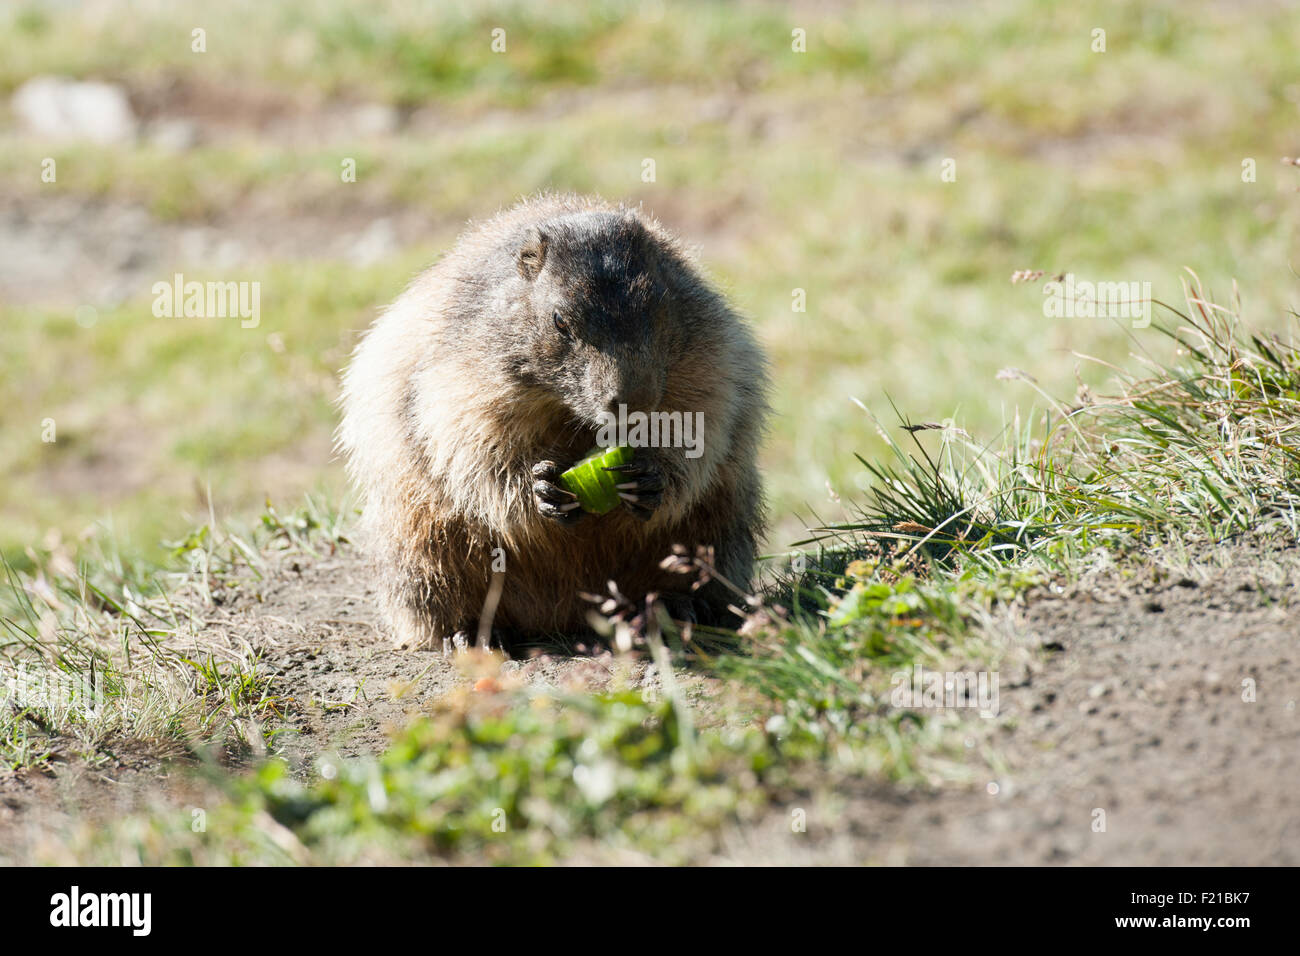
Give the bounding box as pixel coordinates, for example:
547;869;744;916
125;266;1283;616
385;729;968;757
517;227;548;281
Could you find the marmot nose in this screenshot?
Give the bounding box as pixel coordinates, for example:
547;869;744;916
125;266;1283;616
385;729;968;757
607;382;661;414
608;394;649;414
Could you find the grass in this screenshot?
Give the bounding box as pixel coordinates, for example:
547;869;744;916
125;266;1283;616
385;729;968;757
0;497;351;771
817;272;1300;571
0;254;410;565
61;688;788;865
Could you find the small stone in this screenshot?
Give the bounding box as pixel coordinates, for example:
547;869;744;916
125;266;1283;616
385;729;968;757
147;118;200;151
349;103;400;137
12;76;137;144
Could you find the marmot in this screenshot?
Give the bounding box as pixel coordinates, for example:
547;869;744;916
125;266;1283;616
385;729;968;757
337;194;768;649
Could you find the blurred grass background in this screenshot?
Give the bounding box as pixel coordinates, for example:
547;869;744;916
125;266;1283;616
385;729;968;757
1;0;1297;567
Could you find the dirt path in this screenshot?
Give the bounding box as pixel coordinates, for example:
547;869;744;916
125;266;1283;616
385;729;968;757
3;542;1297;864
720;543;1300;865
199;552;655;770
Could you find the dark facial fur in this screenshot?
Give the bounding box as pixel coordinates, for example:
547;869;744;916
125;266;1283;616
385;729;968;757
500;211;680;426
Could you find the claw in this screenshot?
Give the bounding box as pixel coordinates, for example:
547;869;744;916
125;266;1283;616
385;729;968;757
532;460;585;526
602;454;665;519
533;478;578;504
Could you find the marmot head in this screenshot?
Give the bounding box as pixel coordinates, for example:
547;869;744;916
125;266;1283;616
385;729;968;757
502;210;679;427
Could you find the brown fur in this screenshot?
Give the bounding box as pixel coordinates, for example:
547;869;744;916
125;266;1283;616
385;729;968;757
337;194;768;649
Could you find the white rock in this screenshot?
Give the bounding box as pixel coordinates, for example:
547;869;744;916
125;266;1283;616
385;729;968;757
12;76;138;144
147;118;200;151
350;103;400;138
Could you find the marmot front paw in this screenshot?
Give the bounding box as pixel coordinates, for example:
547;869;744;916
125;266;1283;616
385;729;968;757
531;460;585;526
605;451;664;522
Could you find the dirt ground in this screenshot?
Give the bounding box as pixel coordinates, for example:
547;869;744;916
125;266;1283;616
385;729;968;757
721;543;1300;865
3;540;1296;865
0;550;658;863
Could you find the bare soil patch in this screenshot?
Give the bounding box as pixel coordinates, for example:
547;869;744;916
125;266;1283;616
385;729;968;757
718;543;1300;865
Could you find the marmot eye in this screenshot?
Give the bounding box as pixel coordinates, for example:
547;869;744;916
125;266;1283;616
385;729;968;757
552;311;571;337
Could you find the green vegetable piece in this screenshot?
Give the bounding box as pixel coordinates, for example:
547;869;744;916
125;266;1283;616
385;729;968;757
559;446;635;514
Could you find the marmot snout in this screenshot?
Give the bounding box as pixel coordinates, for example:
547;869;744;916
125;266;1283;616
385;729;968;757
337;193;768;648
